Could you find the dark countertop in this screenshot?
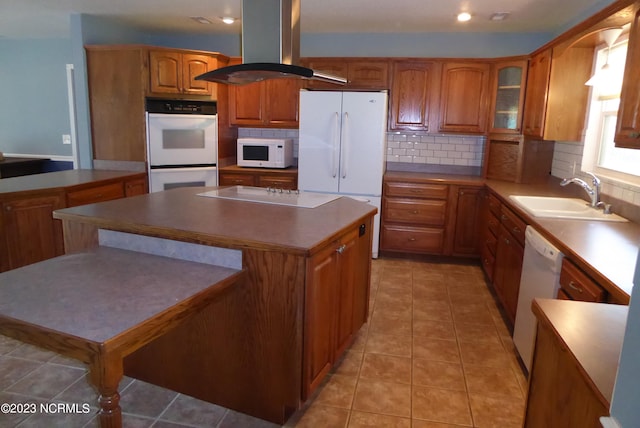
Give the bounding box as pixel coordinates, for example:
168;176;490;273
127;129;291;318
532;298;628;407
0;157;49;178
383;168;640;302
0;169;146;197
53;186;377;256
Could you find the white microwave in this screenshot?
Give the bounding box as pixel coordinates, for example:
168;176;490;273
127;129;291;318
237;138;294;168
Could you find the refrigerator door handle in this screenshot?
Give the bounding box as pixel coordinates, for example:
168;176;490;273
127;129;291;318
341;112;349;179
332;112;339;178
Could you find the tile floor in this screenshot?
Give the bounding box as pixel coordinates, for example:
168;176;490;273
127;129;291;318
0;258;527;427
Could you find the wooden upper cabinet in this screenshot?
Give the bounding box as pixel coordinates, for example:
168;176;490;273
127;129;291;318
228;57;301;127
616;5;640;148
149;50;217;98
523;49;552;138
303;58;388;89
389;60;440;131
86;46;147;162
523;47;593;141
489;60;528;134
303;59;348;89
438;62;491;134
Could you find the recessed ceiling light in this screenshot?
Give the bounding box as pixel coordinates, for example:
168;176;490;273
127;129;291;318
221;17;236;25
490;12;510;21
191;16;212;25
457;12;472;22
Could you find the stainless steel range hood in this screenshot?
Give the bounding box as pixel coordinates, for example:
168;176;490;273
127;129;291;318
195;0;346;85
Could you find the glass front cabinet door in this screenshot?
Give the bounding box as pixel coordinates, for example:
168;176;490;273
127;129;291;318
489;60;528;134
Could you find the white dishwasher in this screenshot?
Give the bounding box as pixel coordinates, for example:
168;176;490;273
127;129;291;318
513;225;564;372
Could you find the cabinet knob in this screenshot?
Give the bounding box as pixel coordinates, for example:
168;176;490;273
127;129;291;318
408;237;416;242
5;206;11;211
336;244;347;254
412;210;419;214
629;131;640;139
504;238;510;244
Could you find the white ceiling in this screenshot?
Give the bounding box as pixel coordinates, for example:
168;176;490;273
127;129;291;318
0;0;615;39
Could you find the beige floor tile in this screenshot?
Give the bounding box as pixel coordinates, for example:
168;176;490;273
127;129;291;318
289;404;350;428
413;319;456;340
359;353;412;384
333;351;364;377
353;379;411;417
412;359;466;391
454;321;501;344
459;341;512;368
412;337;461;363
314;374;358;409
463;364;523;398
412;386;473;426
348;411;411;427
468;393;525;428
365;332;412;357
413;285;449;302
413;300;453;322
450;303;495;325
349;325;369;353
369;311;412;337
411;420;471;428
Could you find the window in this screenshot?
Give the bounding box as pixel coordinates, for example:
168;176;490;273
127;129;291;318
582;36;640;185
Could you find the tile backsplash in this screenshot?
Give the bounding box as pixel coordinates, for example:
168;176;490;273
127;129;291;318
552;141;640;209
386;133;485;167
237;128;485;168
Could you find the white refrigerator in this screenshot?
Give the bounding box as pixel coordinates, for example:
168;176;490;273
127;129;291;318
298;90;388;258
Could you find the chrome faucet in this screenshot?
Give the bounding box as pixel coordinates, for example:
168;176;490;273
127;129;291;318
560;172;601;208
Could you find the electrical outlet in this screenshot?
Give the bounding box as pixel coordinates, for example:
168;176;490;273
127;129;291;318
62;134;71;145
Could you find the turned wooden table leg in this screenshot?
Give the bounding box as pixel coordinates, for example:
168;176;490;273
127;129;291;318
89;353;124;428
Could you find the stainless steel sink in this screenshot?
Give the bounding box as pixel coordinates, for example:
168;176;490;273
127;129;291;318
509;195;628;222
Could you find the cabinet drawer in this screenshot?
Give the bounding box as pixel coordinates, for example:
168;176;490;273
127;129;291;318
480;245;495;281
383;198;447;226
499;205;526;246
219;173;256;186
381;225;445;253
559;259;606;302
257;175;297;190
384;182;448;199
483;229;498;255
487;211;500;236
556;288;571;300
488;193;501;216
66;183;125;207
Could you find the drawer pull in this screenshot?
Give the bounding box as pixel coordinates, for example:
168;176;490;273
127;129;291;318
336;244;347;254
408;237;417;242
513;226;521;234
410;189;423;194
412;210;419;214
504;238;510;244
568;281;584;293
233;179;243;183
501;214;507;221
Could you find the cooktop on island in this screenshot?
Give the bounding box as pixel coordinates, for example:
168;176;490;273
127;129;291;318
198;186;341;208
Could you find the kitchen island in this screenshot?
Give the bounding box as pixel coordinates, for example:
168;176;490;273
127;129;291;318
52;187;376;424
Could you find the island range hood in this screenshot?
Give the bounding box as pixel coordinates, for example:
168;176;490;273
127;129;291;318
195;0;346;85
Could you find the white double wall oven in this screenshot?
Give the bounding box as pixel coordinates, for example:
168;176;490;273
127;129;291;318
146;99;218;193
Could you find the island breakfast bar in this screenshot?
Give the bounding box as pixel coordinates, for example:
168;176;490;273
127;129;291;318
51;186;377;424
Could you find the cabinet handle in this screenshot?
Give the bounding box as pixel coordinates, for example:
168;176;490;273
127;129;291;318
410;189;423;194
460;191;465;195
630;131;640;138
513;226;521;234
501;214;507;221
408;237;417;242
5;206;11;211
233;179;243;184
504;237;510;244
568;281;584;293
412;210;419;214
336;244;347;254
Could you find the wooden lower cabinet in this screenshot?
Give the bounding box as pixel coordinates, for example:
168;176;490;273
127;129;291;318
559;258;607;302
525;321;608;427
493;224;524;323
219;166;298;190
0;193;65;272
380;175;482;257
479;191;527;325
451;186;483;256
303;222;371;399
0;173;148;273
